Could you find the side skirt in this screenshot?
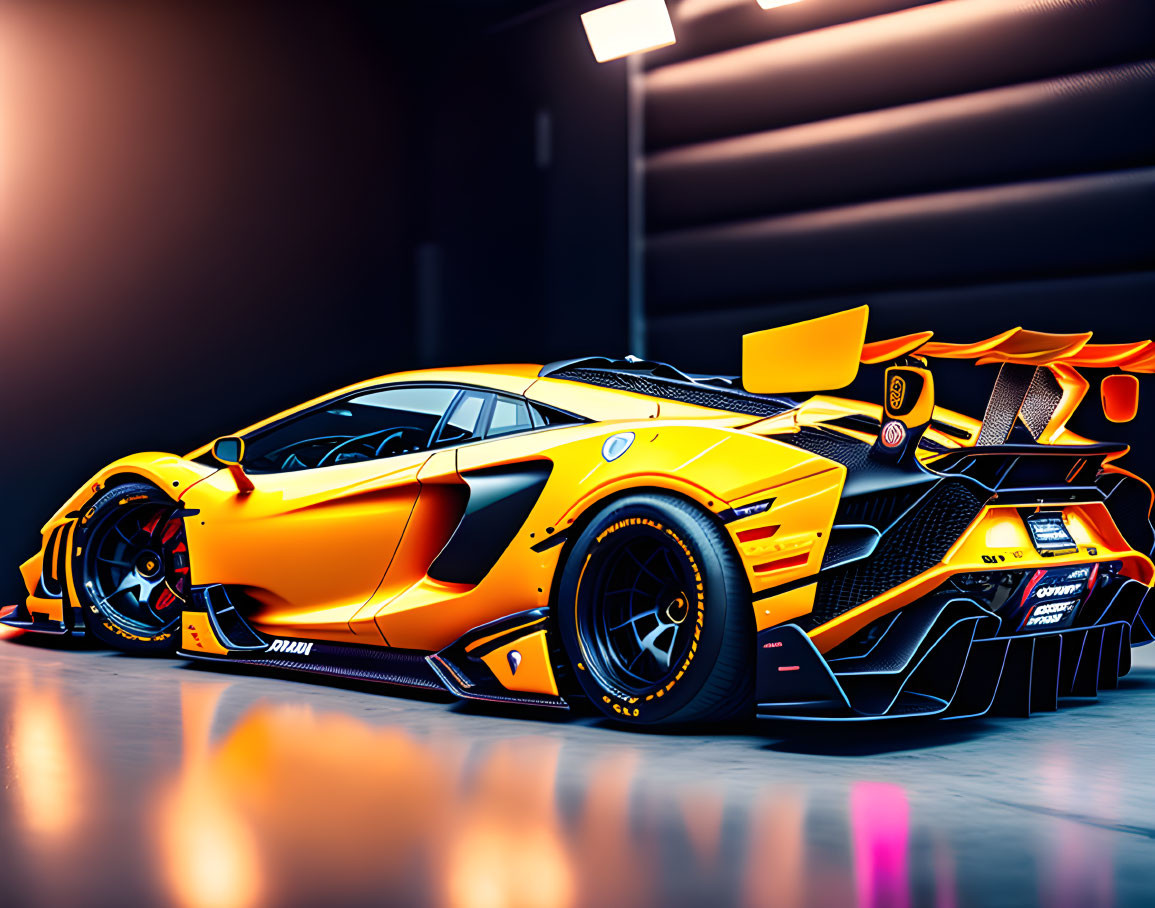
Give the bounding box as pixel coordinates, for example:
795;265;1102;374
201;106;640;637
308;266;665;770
178;584;442;691
181;640;445;692
179;585;569;709
427;607;569;710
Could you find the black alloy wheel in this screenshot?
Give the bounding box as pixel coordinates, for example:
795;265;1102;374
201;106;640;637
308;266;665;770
557;493;753;726
75;481;189;652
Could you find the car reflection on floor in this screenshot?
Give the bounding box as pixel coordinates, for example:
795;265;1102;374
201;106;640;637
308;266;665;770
2;637;1153;907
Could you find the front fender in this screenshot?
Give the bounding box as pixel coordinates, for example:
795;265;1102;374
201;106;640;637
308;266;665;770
12;454;216;627
41;453;216;532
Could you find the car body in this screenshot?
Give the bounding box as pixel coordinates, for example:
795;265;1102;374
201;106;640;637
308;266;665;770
5;306;1155;723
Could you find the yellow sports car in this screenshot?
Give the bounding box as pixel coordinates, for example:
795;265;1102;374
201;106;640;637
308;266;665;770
5;306;1155;724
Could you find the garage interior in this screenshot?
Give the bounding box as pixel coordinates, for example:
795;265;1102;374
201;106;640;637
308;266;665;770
2;1;1154;905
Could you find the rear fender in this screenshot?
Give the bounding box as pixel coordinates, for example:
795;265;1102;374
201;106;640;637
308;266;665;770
540;424;838;531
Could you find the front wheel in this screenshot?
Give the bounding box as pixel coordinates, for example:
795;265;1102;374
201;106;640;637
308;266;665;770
73;481;189;653
556;493;753;726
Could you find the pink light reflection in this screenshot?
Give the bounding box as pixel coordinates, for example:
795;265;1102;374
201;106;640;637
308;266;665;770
851;782;911;908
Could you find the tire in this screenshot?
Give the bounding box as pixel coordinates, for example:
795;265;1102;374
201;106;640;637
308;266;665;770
73;481;189;653
556;493;754;726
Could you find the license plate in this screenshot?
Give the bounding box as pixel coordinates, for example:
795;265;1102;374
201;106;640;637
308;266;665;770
1025;511;1078;555
1015;564;1094;632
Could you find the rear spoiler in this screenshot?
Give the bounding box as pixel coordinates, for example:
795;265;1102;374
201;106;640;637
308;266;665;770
743;305;1146;445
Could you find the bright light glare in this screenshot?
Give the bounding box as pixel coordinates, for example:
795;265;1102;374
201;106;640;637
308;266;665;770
758;0;807;8
581;0;675;63
12;689;82;841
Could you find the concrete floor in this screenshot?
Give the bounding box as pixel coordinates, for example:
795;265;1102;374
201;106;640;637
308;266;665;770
2;632;1154;908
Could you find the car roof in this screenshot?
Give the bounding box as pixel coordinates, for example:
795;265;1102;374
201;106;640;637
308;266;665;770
367;363;543;395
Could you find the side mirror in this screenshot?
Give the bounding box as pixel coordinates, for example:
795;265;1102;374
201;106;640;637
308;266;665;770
212;436;244;465
212;436;254;493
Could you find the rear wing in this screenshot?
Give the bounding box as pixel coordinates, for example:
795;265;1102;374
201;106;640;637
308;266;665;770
742;305;1146;446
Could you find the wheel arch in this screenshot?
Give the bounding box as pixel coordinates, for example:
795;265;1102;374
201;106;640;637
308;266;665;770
545;484;752;660
548;486;757;723
43;454;210;531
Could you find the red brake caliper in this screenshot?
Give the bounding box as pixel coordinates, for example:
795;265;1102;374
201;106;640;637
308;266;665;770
155;517;188;611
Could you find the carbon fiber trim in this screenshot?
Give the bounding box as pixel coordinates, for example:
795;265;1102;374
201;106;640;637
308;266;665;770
977;363;1036;445
1019;366;1064;439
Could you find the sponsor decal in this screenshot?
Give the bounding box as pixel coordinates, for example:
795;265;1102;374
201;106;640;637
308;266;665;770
888;374;906;411
1021;599;1080;629
762;640;783;649
1015;564;1096;632
880;420;906;448
268;638;314;657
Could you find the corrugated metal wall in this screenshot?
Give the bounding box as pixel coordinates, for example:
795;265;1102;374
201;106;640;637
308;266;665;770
641;0;1155;372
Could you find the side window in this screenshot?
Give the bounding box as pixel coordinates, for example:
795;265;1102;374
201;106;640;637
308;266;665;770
530;402;585;428
487;396;534;438
242;386;457;473
434;391;492;447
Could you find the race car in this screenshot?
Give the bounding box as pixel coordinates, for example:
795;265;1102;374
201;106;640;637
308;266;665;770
5;305;1155;724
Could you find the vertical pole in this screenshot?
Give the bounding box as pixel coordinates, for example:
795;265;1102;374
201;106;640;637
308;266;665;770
626;53;646;358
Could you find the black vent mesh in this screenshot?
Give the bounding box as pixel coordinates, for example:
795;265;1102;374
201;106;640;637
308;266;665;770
804;480;987;630
821;536;859;569
820;530;877;569
548;368;793;417
779;428;873;471
833;484;930;530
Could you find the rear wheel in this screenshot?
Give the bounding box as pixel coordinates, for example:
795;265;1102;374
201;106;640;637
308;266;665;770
73;481;189;653
556;493;753;726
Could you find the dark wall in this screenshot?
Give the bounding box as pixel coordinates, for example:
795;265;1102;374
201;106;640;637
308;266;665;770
0;1;630;594
644;0;1155;358
412;3;630;367
642;0;1155;475
0;4;408;591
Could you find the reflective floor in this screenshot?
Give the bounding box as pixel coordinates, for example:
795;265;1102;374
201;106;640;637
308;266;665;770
2;632;1155;907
